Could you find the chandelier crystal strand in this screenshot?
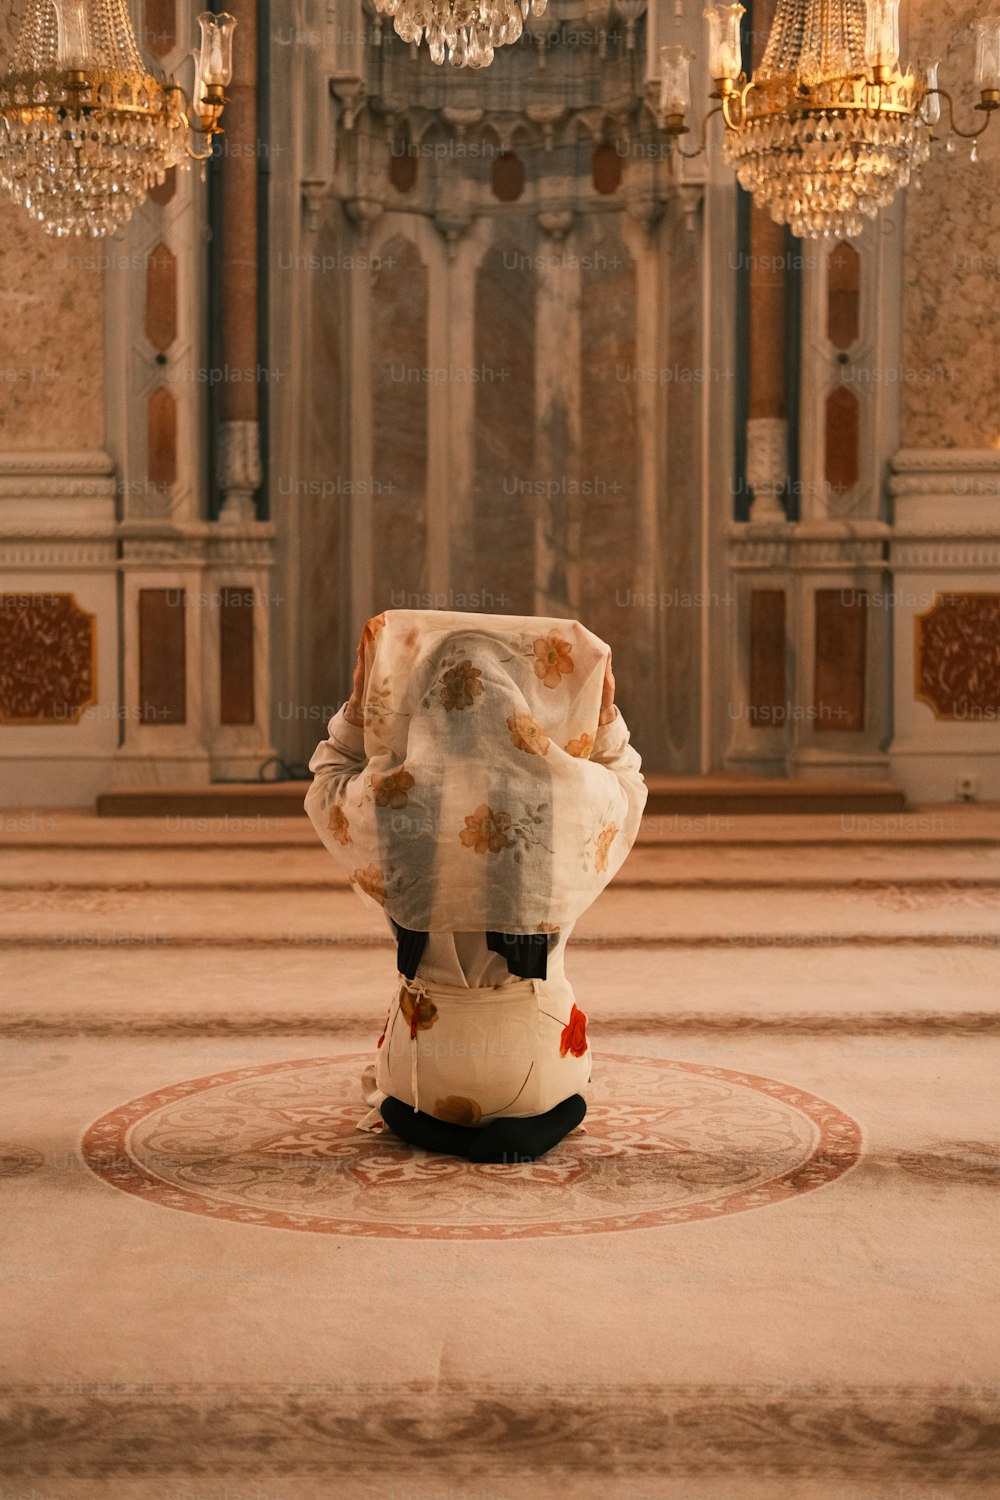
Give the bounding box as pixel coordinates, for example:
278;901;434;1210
0;1;234;237
372;0;547;67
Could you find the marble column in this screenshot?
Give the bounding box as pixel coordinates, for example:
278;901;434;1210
744;0;788;523
217;0;261;524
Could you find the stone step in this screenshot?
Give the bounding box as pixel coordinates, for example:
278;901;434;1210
5;806;999;848
3;842;1000;887
93;774;910;820
3;942;997;1037
3;882;999;946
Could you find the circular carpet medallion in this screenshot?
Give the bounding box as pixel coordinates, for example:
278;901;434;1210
81;1053;862;1240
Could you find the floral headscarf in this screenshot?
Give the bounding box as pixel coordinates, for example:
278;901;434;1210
307;608;644;933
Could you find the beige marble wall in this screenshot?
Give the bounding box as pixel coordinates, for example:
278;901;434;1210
0;3;104;451
901;0;1000;449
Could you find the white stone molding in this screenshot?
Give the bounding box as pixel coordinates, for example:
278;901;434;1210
724;518;893;781
798;199;903;526
887;446;1000;801
0;450;120;803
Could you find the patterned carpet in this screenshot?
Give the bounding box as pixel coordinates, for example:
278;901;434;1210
1;811;999;1497
81;1052;861;1238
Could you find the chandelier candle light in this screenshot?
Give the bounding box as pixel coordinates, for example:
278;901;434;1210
372;0;549;68
662;0;1000;238
0;1;235;237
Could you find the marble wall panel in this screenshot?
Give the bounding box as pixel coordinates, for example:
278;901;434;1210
472;231;536;613
292;207;346;754
0;2;104;451
370;235;429;606
901;0;1000;447
660;199;703;772
578;223;644;741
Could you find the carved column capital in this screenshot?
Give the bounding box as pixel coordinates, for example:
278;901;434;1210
746;416;788;522
217;420;262;525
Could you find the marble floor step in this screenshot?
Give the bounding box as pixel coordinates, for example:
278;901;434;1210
3;942;998;1035
3;841;1000;888
3;882;1000;946
5;806;1000;848
93;775;910;819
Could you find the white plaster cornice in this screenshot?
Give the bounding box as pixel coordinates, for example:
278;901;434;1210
891;448;1000;475
0;450;115;476
727;519;891;569
888;448;1000;541
0;450;118;530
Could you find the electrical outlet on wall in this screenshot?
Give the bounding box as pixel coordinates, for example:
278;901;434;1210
956;775;978;802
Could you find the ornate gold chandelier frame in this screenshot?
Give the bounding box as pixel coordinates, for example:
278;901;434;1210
0;68;228;163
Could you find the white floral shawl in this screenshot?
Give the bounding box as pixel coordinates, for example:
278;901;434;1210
308;608;645;933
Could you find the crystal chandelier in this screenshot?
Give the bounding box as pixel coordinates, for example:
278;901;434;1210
372;0;549;68
656;0;1000;238
0;1;235;238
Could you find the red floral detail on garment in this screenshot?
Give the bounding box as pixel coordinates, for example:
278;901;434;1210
376;1003;391;1049
560;1003;588;1058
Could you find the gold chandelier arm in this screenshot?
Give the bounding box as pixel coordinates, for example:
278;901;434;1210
926;87;996;140
677;104;724;158
720;79;754;130
165;74;227;143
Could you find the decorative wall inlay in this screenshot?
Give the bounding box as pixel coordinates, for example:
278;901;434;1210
138;587;186;724
592;143;622;195
491;152;525;202
915;592;1000;721
827;241;860;350
145;241;177;352
0;592;96;724
749;589;786;725
814;588;866;732
147;386;178;491
825;386;860;493
219;588;256;727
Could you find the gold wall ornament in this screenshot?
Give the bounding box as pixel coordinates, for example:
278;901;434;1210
0;2;235;238
647;0;999;238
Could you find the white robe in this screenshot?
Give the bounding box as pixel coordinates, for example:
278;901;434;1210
306;702;647;1127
